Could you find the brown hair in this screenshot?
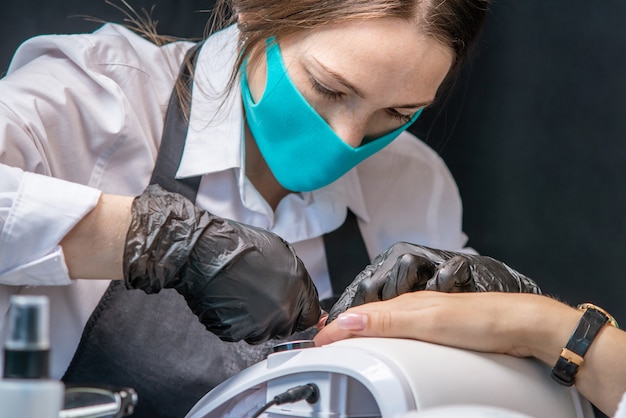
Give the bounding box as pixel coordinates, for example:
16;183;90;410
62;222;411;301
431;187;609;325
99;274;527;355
209;0;490;92
132;0;490;119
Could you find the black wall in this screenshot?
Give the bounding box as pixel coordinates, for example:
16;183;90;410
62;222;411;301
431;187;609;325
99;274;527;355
2;1;625;330
1;0;210;69
412;0;626;331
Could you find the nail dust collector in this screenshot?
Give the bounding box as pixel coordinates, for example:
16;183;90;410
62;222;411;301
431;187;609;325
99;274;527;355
185;338;594;418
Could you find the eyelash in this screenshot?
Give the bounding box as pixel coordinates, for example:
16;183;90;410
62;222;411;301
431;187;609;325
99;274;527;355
386;109;414;124
310;78;344;101
309;77;414;124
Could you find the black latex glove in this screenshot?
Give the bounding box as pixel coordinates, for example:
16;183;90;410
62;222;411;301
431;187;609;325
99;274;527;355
123;184;321;344
327;242;540;323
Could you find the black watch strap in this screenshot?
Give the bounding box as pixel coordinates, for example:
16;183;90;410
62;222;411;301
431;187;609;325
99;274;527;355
550;304;614;386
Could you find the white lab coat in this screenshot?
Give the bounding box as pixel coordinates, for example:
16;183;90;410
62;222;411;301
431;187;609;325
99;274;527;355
0;23;468;379
616;393;626;417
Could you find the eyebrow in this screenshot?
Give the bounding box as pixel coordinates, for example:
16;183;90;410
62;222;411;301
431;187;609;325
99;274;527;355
314;58;367;98
313;58;433;109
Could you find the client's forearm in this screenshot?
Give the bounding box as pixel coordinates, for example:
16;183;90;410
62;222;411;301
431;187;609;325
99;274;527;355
570;325;626;417
521;298;626;417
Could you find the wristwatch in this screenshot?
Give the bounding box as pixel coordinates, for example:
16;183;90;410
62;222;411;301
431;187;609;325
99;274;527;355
551;303;619;386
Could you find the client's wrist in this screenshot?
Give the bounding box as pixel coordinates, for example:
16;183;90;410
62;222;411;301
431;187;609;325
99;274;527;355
515;296;580;364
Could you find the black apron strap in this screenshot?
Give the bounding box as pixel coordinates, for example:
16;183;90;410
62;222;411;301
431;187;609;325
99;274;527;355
320;209;370;311
149;43;202;200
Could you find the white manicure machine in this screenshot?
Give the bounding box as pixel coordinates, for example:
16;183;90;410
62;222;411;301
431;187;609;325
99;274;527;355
184;338;595;418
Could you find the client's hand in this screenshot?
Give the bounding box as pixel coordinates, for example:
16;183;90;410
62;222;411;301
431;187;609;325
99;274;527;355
315;291;626;418
316;291;569;358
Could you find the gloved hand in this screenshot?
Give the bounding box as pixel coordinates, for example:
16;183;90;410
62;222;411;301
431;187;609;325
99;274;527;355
123;184;321;344
327;242;540;323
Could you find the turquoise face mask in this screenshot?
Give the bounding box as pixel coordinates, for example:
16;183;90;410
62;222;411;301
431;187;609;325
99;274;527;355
240;39;422;192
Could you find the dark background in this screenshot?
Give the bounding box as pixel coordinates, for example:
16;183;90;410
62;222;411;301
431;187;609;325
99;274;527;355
413;0;626;326
2;0;624;376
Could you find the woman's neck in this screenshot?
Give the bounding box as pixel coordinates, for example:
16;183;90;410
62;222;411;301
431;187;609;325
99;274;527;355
244;122;290;211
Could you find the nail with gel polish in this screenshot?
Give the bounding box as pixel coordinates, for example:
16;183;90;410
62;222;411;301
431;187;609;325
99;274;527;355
337;312;367;331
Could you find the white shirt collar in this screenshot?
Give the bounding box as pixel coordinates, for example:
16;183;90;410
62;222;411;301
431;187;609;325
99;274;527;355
177;25;243;178
175;25;370;237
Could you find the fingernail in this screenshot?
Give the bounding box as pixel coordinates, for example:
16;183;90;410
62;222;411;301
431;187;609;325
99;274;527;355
337;312;367;331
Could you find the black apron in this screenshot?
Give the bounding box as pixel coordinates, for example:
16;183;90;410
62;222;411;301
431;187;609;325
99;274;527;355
61;42;369;418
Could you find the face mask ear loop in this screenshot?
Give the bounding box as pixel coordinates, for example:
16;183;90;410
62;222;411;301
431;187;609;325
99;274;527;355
240;37;282;107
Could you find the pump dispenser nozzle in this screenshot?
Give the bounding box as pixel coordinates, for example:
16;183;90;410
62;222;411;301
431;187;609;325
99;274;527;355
4;295;51;378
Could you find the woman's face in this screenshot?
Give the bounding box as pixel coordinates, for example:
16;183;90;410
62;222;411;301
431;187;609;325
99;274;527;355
245;17;454;147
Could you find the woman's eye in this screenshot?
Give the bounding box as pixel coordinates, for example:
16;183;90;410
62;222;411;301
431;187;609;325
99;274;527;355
310;77;344;101
386;108;414;124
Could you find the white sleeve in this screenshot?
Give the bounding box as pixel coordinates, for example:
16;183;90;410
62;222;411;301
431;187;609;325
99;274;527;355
0;24;189;285
0;24;179;180
615;392;626;418
0;164;100;285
